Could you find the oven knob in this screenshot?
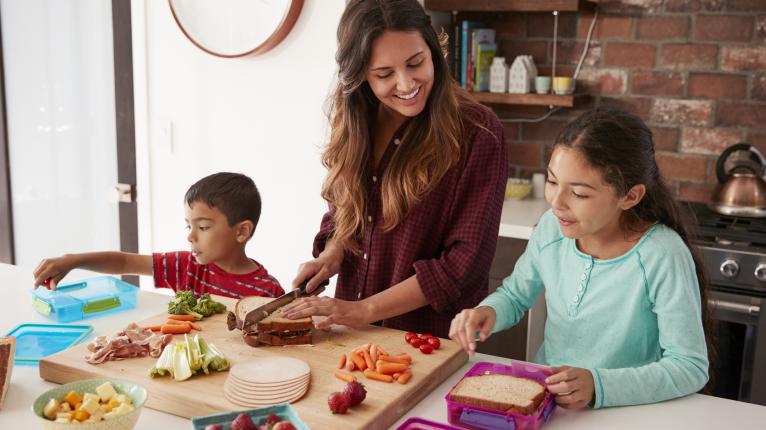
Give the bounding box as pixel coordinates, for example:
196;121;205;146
720;259;739;278
755;264;766;283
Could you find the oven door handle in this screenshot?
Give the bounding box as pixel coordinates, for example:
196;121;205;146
708;298;760;316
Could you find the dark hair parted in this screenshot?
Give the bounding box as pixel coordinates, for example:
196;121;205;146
184;172;262;235
555;108;715;393
324;0;489;252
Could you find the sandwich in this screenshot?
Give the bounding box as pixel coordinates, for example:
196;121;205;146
0;336;15;410
448;374;546;416
228;296;313;347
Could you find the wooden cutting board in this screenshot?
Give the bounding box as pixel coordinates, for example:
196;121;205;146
39;296;468;429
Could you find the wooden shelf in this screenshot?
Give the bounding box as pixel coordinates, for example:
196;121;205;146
471;92;574;107
424;0;595;12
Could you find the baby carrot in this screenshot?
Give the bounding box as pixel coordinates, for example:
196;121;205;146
362;349;375;370
349;351;367;371
164;319;190;326
161;324;192;334
335;369;357;383
364;369;394;383
338;354;347;369
376;345;388;356
370;344;379;363
144;325;162;332
377;362;409;375
378;354;411;365
167;314;196;321
189;322;203;331
397;370;412;384
345;354;355;372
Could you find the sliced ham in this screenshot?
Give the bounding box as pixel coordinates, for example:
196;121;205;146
85;323;172;364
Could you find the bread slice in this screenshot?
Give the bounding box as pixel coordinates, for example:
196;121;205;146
0;336;15;410
257;306;312;332
228;296;313;347
449;374;546;416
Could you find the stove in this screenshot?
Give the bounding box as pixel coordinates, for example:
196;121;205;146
685;202;766;405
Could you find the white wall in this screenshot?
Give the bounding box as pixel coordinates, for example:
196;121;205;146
134;1;346;292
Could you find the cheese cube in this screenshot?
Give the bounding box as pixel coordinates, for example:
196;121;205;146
83;392;100;404
95;382;117;402
60;402;71;412
55;412;72;421
54;417;70;423
112;402;134;417
80;398;100;415
113;393;128;405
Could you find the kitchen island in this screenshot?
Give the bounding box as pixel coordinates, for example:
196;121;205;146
1;262;765;429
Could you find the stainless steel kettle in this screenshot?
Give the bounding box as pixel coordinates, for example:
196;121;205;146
709;143;766;218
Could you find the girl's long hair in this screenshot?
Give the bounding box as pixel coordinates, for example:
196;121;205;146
555;108;716;392
323;0;487;252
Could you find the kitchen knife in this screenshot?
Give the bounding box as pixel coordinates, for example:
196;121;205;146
240;279;328;333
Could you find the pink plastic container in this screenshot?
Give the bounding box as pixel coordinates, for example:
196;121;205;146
444;360;556;430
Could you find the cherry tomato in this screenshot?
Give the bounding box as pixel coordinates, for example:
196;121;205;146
404;332;417;342
421;333;434;339
419;344;434;354
409;337;426;348
427;337;441;349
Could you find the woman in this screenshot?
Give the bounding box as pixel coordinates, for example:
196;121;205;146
284;0;507;338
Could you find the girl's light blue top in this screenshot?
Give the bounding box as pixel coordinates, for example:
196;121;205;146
480;209;709;408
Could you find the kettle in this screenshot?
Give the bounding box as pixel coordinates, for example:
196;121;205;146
709;143;766;218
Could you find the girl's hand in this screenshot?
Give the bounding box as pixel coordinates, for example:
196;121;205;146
448;306;496;356
282;296;368;330
545;366;595;410
33;255;77;290
292;242;344;294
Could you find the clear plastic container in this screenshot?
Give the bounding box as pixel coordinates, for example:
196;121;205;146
445;360;556;430
31;276;138;322
191;404;309;430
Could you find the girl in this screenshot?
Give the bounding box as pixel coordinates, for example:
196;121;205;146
450;108;711;409
283;0;508;338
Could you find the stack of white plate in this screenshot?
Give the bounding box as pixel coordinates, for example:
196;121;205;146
223;356;311;408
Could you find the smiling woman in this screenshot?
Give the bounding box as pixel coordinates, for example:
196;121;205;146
284;0;508;338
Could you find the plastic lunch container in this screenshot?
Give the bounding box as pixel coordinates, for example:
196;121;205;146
397;417;464;429
444;360;556;430
191;404;309;430
31;276;138;322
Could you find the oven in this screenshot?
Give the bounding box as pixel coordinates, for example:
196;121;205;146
690;203;766;406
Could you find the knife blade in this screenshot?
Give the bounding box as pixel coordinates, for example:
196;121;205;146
241;279;328;332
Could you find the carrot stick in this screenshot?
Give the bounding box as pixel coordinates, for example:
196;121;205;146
349;351;367;371
397;370;412;384
363;369;394;383
189;322;202;331
370;344;379;363
362;349;375;370
338;354;347;370
161;324;192;334
164;319;190;326
144;325;162;332
345;354;355;372
376;345;388;356
377;362;409;375
378;354;411;365
167;314;196;321
335;369;357;383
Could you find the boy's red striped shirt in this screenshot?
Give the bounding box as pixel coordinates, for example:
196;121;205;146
152;251;284;299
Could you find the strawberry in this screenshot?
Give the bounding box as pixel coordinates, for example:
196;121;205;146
327;391;351;414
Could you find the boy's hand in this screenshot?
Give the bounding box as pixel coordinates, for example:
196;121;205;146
448;306;496;356
292;241;344;294
33;255;77;290
545;366;595;410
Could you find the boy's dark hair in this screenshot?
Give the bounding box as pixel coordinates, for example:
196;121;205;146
554;108;716;393
184;172;261;236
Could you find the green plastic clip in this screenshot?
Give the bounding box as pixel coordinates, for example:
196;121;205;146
82;297;121;314
32;298;52;316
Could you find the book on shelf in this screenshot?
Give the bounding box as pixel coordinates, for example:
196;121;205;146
474;42;496;92
459;20;482;89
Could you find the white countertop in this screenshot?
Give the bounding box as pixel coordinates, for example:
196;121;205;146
499;197;549;239
2;262;765;429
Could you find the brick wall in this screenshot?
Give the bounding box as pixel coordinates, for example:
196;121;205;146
459;0;766;203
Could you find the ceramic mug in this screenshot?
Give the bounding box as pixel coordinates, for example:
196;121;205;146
553;76;574;95
535;76;551;94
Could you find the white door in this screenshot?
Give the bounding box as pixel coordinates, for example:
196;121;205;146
1;0;121;276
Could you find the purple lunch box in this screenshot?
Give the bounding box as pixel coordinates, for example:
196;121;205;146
397;417;464;430
444;360;556;430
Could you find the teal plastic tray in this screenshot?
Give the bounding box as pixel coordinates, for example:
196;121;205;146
31;276;137;322
191;404;309;430
5;323;93;365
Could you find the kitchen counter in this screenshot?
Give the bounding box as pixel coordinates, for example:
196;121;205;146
2;262;765;429
499;197;549;239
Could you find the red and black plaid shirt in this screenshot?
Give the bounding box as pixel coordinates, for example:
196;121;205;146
152;251;284;299
313;102;507;338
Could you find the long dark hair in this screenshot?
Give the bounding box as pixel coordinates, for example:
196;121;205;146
323;0;487;252
554;108;715;392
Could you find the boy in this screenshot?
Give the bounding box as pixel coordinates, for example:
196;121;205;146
33;172;284;299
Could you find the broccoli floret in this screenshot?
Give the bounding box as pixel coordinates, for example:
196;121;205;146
192;293;227;317
168;291;203;320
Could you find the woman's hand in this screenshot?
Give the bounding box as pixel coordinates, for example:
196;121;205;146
448;306;497;355
292;241;344;293
33;255;78;290
545;366;595;410
282;296;370;330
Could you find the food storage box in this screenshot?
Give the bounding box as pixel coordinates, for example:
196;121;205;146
397;417;464;429
445;361;556;430
5;323;93;365
31;276;138;322
191;404;309;430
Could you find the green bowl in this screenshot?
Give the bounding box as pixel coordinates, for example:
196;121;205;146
32;378;147;430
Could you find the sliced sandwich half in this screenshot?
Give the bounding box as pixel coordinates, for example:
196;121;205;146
449;374;546;416
229;296;313;347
